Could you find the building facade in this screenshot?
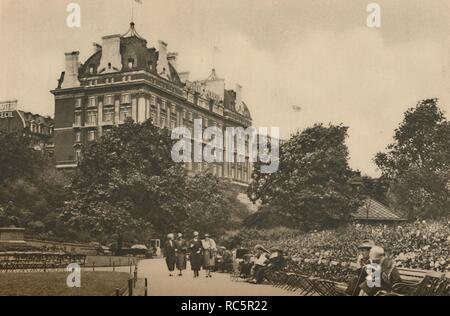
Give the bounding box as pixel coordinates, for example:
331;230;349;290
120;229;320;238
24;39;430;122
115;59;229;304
52;23;253;183
0;100;54;154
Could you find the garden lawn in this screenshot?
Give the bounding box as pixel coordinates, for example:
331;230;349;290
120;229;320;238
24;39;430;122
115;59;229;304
0;272;130;296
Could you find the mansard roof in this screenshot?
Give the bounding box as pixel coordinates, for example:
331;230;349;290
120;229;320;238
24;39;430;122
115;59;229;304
78;24;182;85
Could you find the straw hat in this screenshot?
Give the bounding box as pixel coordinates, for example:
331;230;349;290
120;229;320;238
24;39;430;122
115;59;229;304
358;240;376;250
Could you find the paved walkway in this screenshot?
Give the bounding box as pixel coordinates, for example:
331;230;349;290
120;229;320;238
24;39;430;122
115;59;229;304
134;259;294;296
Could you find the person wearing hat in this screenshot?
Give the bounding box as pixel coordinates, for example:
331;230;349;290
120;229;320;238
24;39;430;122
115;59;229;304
189;231;203;278
346;240;376;295
356;240;376;267
251;247;285;284
164;233;177;276
360;246;402;296
221;248;234;273
201;234;217;278
248;245;269;283
175;233;188;276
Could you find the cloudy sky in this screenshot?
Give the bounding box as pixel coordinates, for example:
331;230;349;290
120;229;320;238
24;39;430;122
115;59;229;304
0;0;449;176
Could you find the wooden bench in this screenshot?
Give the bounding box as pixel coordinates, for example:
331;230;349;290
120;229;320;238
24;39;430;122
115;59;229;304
266;271;346;296
384;270;450;296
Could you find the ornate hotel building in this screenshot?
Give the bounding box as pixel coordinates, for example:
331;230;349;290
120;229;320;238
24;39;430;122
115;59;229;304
52;23;253;184
0;100;54;154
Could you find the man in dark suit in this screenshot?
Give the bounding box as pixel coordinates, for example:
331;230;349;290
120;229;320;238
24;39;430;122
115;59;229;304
164;233;176;276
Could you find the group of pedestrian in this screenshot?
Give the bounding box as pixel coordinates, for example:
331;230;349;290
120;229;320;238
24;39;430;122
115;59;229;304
164;232;217;278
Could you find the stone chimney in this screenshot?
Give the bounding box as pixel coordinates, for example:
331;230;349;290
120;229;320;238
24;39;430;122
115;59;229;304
167;52;178;71
61;51;80;89
157;41;171;80
98;34;122;73
235;84;243;110
178;71;190;83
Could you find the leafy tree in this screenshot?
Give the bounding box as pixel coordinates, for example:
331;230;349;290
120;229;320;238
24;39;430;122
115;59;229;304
375;99;450;219
0;132;68;236
0;131;43;185
61;120;185;239
248;124;363;230
61;119;240;242
182;174;247;235
360;176;389;205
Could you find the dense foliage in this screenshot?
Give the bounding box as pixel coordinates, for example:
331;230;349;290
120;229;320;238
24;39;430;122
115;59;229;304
248;124;363;230
0;131;68;237
60;120;246;243
232;217;450;282
375;99;450;220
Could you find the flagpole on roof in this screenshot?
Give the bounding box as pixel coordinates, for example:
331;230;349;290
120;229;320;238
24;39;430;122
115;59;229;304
131;0;134;22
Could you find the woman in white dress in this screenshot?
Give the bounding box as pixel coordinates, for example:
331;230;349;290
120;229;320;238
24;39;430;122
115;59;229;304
201;234;217;278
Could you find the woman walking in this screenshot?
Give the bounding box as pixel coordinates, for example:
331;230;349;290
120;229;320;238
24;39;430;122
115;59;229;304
175;233;188;276
164;233;176;277
201;234;217;278
189;231;203;278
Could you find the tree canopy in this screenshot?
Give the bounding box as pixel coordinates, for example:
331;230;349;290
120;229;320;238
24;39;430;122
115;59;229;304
375;99;450;219
0;132;68;237
0;131;42;185
248;123;363;230
61;120;243;242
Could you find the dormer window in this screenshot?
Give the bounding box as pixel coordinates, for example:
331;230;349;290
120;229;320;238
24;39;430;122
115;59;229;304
128;58;135;69
89;64;95;74
108;62;112;70
147;61;153;71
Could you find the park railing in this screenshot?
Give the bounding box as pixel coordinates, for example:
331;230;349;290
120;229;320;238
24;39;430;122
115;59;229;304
111;264;148;297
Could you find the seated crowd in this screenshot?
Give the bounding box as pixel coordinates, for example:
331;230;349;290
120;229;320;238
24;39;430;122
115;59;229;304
240;218;450;284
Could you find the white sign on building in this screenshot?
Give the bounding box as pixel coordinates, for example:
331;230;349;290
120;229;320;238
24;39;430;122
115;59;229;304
0;100;18;112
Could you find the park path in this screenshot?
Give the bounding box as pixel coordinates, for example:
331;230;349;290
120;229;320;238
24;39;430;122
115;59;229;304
134;259;294;296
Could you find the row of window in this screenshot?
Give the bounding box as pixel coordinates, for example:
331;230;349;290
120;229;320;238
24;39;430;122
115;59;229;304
74;92;227;135
75;130;96;142
75;94;132;109
77;93;225;127
185;162;250;182
29;123;53;136
87;59;154;75
75;127;117;144
74;106;132;126
186;92;224;116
